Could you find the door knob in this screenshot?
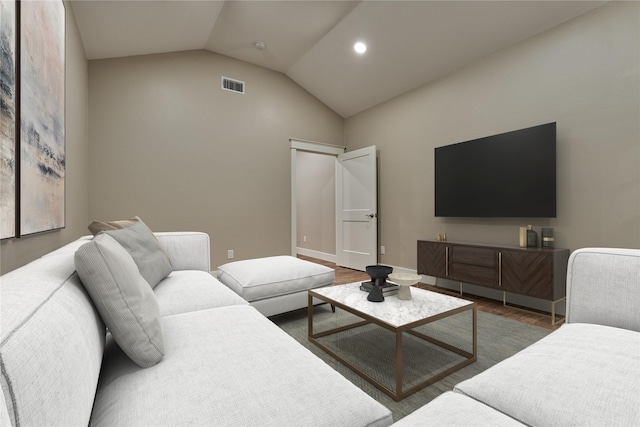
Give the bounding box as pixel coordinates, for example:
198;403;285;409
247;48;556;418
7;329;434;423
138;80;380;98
366;213;377;219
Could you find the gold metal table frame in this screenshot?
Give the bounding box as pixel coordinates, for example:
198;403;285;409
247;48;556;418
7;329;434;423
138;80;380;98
308;289;477;402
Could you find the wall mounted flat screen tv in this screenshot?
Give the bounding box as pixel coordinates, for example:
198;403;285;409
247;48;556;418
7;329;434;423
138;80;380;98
435;122;556;218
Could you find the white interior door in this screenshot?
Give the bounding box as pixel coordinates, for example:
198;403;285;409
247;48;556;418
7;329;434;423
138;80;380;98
336;145;377;271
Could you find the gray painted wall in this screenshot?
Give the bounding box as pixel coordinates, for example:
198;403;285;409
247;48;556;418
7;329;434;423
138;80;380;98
3;2;637;283
345;2;640;272
87;50;344;269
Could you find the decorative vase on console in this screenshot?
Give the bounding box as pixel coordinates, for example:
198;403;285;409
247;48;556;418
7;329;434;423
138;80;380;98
526;225;538;248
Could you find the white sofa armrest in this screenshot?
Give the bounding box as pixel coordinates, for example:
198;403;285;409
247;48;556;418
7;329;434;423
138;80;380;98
566;247;640;331
154;232;210;272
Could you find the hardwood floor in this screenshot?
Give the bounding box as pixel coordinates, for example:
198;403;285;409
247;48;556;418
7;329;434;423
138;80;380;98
299;255;561;331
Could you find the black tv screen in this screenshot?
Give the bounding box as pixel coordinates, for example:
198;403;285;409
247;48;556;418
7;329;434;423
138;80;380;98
435;122;556;218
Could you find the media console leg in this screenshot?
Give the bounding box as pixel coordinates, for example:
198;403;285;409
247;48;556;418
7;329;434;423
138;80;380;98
503;292;566;326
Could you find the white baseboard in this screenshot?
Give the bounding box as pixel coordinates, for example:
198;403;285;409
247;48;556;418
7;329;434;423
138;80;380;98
293;254;440;287
295;255;439;285
296;247;336;263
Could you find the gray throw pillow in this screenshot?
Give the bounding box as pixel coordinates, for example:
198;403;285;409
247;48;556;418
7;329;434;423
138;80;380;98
75;233;165;368
104;219;172;289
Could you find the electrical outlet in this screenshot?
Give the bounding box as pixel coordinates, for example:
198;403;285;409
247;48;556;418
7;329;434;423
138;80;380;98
227;250;234;259
380;245;385;255
303;236;307;242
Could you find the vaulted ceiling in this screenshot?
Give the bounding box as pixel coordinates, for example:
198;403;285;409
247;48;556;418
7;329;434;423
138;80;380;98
69;0;607;118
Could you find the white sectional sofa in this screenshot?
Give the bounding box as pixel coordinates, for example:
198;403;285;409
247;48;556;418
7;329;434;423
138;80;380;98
396;247;640;426
0;231;392;426
3;223;637;427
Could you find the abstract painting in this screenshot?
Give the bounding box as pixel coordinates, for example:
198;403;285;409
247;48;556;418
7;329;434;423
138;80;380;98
20;0;65;235
0;0;16;239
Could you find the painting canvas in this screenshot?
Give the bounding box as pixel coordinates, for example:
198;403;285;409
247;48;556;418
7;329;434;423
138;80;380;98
1;0;16;239
20;0;65;235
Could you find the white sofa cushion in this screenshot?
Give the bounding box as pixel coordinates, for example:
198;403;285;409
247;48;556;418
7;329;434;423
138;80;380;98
154;271;249;317
393;391;524;426
566;248;640;331
217;255;335;302
0;386;11;426
155;232;211;272
75;234;165;367
0;242;105;427
454;323;640;427
104;219;172;289
90;305;392;427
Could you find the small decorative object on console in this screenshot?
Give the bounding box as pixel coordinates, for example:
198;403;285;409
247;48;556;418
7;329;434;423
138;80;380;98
364;265;393;302
541;228;555;248
526;225;538;248
388;273;422;300
519;226;527;248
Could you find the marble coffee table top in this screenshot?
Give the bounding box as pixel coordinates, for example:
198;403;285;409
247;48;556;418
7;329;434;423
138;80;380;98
310;282;474;328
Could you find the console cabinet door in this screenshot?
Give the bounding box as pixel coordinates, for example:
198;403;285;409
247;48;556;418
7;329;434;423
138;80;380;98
500;249;554;299
417;241;449;278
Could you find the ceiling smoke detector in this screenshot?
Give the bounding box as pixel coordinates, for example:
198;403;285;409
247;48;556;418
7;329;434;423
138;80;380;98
253;41;266;51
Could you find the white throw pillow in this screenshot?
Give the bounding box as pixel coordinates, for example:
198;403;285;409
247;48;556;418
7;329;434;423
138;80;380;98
75;234;165;368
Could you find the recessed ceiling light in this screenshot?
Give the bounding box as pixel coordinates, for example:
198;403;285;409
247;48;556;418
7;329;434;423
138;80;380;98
354;41;367;54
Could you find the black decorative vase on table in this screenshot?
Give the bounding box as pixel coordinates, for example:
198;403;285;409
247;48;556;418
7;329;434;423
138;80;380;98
365;265;393;302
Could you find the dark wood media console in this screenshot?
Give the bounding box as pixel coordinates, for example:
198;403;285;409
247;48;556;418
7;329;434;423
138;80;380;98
417;240;569;324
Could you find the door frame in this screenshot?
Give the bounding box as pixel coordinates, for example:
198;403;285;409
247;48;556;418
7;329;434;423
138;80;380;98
290;138;346;258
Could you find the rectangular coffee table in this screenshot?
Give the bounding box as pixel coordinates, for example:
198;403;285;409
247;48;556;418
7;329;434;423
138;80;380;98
308;282;477;401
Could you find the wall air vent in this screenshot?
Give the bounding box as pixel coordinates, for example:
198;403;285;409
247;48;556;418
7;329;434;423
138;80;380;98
221;77;245;94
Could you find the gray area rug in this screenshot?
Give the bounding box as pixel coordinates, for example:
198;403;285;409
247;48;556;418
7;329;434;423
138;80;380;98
271;303;550;422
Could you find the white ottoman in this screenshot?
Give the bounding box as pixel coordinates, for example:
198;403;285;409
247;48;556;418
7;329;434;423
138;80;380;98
217;256;335;317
